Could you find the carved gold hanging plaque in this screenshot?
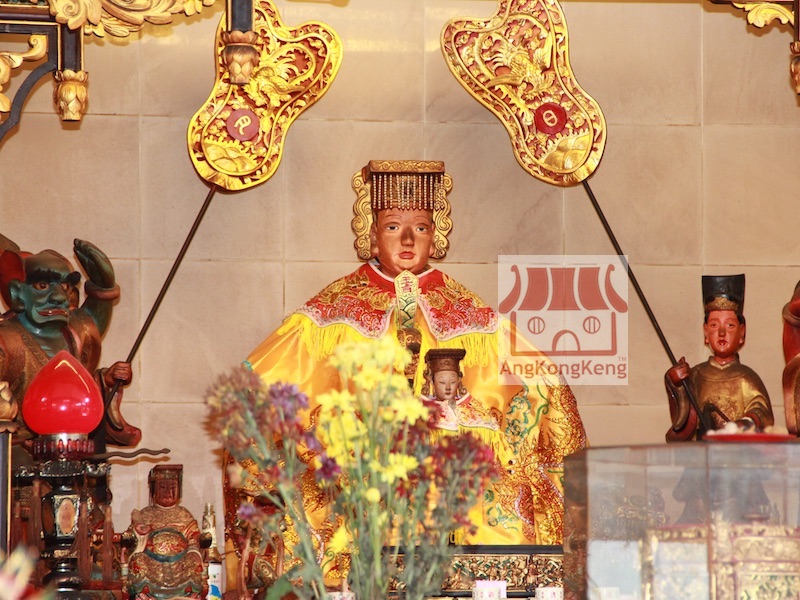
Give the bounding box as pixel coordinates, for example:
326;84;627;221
187;0;342;191
441;0;605;186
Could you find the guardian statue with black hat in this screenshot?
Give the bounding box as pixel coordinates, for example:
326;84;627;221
664;274;773;441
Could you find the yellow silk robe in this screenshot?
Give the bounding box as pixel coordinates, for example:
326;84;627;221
241;262;586;547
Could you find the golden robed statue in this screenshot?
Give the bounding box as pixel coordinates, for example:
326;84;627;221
224;160;587;591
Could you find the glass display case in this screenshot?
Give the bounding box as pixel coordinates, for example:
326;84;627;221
563;442;800;600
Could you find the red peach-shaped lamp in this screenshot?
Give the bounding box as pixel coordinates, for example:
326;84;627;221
22;351;103;459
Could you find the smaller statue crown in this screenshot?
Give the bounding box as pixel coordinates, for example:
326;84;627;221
424;348;466;374
149;464;183;482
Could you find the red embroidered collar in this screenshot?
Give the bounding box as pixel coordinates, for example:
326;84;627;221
298;262;497;340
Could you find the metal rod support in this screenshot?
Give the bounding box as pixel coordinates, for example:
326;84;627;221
105;184;219;405
581;179;714;432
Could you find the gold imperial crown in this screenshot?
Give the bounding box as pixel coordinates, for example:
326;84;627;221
352;160;453;261
364;160;446;211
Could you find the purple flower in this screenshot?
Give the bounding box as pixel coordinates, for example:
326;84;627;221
316;453;341;482
237;502;260;522
269;382;309;412
301;431;322;453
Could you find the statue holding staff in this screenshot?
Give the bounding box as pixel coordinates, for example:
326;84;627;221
665;274;773;441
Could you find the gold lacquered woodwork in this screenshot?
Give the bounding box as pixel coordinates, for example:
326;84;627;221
187;0;342;191
441;0;606;186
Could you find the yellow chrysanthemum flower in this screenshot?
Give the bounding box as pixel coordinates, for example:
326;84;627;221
321;411;368;465
372;336;400;367
353;362;384;391
387;373;411;392
379;453;419;484
318;389;357;416
364;487;381;504
328;525;352;554
390;394;428;424
330;341;373;376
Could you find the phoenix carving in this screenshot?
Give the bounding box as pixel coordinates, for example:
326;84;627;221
441;0;605;186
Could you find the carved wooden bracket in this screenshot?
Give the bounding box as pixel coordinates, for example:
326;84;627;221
709;0;800;93
0;0;221;144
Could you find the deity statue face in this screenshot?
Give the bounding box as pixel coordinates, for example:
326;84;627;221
10;251;79;331
153;478;180;508
370;208;435;277
432;370;460;402
703;309;745;363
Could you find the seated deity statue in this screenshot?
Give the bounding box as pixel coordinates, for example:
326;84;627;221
423;348;505;442
422;348;519;541
224;160;587;591
125;465;205;600
664;274;773;441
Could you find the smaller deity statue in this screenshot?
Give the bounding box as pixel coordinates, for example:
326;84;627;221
421;348;503;444
664;274;773;441
125;465;205;600
421;348;520;543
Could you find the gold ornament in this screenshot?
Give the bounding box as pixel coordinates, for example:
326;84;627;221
731;2;793;27
221;31;260;85
441;0;606;186
53;69;89;121
187;0;342;190
0;381;17;433
0;35;47;114
48;0;217;38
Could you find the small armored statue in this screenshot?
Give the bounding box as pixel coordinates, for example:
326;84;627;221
664;274;773;441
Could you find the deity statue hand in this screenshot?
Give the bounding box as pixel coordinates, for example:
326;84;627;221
73;239;118;336
665;357;697;439
74;239;115;290
102;361;132;388
666;357;690;386
0;381;16;430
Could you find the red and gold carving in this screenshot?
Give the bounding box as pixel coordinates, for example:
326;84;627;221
441;0;605;186
187;0;342;190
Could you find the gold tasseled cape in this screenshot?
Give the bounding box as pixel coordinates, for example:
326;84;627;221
241;262;586;547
